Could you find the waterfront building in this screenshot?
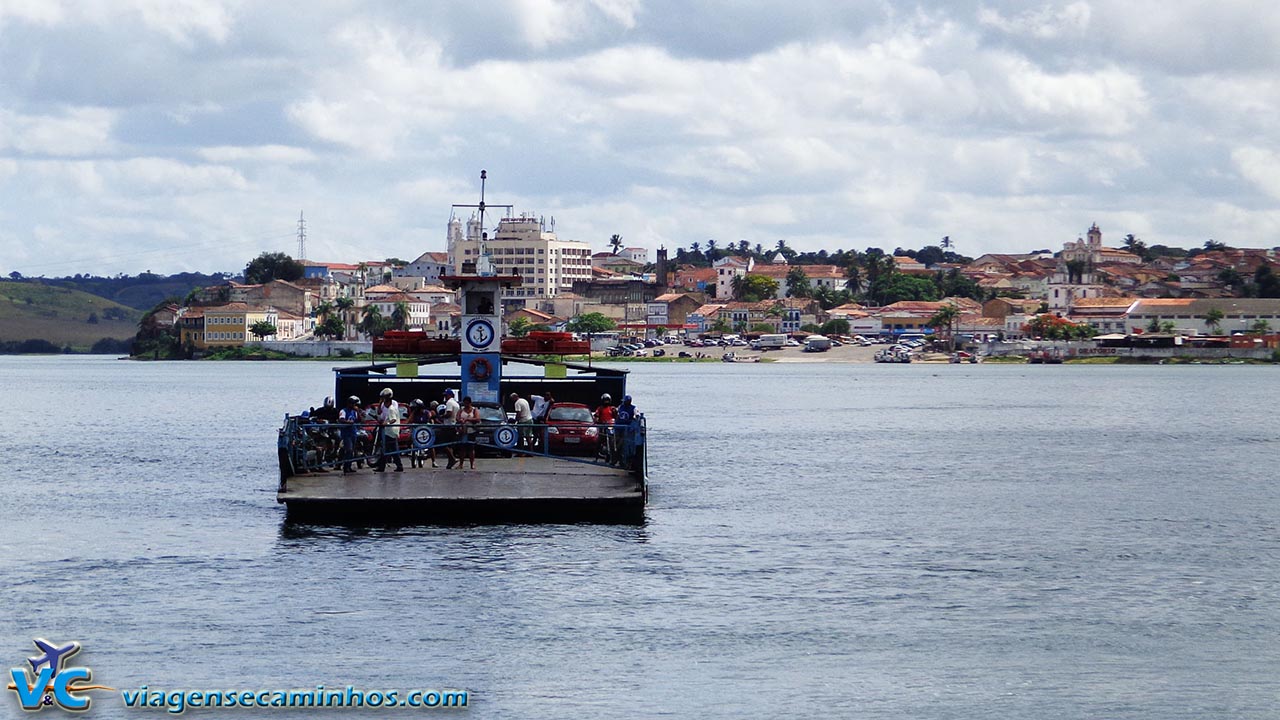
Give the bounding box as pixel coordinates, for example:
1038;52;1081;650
396;251;450;286
364;288;430;330
1127;298;1280;336
714;256;753;300
227;279;314;318
687;303;727;334
646;292;705;333
447;213;593;301
672;266;717;295
1066;297;1139;334
186;303;280;349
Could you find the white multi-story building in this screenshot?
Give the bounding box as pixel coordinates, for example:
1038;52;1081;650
365;288;431;330
447;213;594;300
395;251;450;285
714;256;753;300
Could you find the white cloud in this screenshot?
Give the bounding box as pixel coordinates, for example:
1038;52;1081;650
1000;59;1148;135
2;1;1280;275
129;0;236;45
26;157;247;195
0;107;118;156
978;2;1091;39
1232;147;1280;201
197;145;317;164
511;0;640;49
0;0;65;28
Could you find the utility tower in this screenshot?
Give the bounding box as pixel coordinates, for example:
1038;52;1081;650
297;211;307;260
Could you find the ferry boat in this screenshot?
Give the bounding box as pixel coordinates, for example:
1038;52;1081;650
275;173;647;523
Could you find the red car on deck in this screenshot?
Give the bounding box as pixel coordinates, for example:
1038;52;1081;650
544;402;601;456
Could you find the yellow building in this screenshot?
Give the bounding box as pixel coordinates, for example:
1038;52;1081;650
181;303;279;349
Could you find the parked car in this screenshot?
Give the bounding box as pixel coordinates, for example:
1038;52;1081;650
544;402;601;456
470;402;515;456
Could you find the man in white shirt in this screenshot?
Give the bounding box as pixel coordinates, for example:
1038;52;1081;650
510;392;533;448
373;387;403;472
441;389;461;469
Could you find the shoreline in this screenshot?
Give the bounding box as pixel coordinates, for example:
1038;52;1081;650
113;344;1278;365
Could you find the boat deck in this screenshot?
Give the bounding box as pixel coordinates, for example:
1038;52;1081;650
279;456;645;523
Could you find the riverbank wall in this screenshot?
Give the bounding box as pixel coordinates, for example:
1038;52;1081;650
247;340;372;357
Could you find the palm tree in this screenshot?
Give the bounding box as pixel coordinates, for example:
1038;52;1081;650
844;255;862;295
730;274;746;301
314;300;334;322
928;304;962;352
391;301;410;331
508;317;533;338
736;240;749;255
705;239;719;262
1250;318;1271;334
359;305;385;339
1203;307;1225;335
609;234;624;254
335;297;355;339
940;236;953;251
785;267;811;298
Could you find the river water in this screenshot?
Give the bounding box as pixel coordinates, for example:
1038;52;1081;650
2;356;1279;719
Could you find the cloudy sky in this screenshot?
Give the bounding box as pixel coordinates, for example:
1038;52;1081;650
3;0;1280;277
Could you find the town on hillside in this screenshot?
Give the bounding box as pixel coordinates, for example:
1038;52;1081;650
132;217;1280;358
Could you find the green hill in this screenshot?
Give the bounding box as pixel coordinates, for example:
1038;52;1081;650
0;281;144;351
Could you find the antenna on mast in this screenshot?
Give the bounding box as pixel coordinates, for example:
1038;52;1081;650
451;170;512;276
296;211;307;260
476;170;493;275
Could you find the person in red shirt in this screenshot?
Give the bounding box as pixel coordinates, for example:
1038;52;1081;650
594;393;616;462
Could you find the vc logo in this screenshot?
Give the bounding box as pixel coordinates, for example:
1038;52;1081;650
6;639;113;712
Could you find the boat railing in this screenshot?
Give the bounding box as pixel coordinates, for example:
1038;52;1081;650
278;414;647;487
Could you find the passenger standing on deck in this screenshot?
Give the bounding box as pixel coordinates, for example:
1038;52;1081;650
338;395;361;474
615;395;639;467
373;388;404;472
409;399;432;468
457;396;481;470
530;391;553;449
594;393;616;463
510;392;533;448
440;389;460;469
615;395;636;425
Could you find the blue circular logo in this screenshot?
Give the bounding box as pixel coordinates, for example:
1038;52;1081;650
466;319;495;349
494;426;518;449
412;426;435;449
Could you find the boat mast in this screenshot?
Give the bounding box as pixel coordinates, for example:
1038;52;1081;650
451;170;513;277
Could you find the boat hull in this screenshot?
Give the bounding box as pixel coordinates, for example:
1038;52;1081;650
278;456;645;524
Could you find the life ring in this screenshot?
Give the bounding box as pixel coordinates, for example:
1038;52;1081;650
469;356;492;381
